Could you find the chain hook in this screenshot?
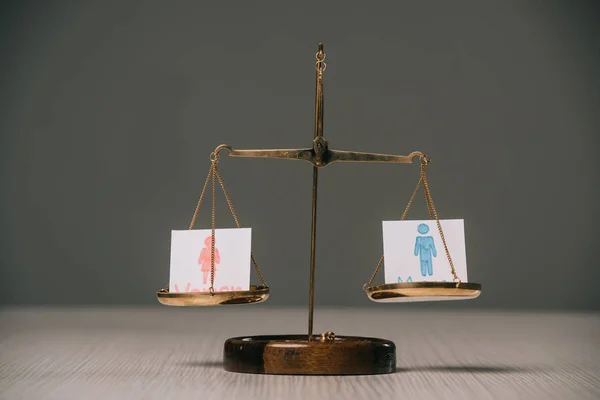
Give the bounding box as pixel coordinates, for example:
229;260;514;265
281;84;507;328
315;51;327;73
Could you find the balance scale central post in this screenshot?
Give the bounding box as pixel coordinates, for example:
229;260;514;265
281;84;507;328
308;43;325;339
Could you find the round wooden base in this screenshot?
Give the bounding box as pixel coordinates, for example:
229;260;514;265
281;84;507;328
223;334;396;375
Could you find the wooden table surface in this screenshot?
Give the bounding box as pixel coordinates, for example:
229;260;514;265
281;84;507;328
0;307;598;400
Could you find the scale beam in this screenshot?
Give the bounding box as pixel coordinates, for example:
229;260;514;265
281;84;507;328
329;149;426;164
212;143;427;167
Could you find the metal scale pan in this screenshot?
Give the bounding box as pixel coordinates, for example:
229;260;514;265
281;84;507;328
364;281;481;303
156;285;269;306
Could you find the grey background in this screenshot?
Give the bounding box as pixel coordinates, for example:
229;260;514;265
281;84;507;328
1;0;599;309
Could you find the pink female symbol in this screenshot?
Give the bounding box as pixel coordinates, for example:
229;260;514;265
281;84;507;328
198;236;220;285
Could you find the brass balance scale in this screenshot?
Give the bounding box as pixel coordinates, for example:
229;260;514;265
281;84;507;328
157;44;482;375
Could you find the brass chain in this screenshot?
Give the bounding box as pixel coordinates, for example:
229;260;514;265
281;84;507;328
420;162;460;283
184;161;215;293
214;165;267;287
363;156;460;289
210;160;216;294
188;166;213;230
315;51;327;75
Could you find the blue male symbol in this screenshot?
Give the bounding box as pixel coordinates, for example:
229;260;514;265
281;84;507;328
414;223;437;276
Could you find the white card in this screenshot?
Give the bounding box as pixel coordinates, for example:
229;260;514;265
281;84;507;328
169;228;251;293
382;219;468;283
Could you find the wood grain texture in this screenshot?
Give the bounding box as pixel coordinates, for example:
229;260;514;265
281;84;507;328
0;307;599;400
